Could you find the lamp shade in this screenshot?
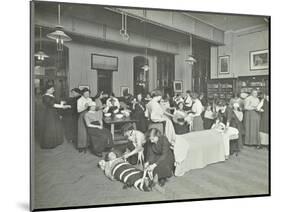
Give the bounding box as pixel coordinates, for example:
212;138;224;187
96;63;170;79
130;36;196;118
34;50;49;60
185;55;197;64
47;25;72;42
141;64;149;71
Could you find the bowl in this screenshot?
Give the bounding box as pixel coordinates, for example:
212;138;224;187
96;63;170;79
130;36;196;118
104;113;111;117
115;114;124;119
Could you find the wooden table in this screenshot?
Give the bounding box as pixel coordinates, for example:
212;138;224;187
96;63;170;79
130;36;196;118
103;116;137;142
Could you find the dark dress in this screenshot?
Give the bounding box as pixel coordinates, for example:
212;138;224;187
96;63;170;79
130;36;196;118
132;102;148;133
84;111;113;154
146;135;175;179
40;95;63;149
227;108;245;151
62;96;79;143
260;100;269;134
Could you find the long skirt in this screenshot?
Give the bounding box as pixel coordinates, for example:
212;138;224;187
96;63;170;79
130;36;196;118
77;111;88;149
88;127;113;153
41;109;63;149
163;117;176;145
244;110;260;146
192;116;204;131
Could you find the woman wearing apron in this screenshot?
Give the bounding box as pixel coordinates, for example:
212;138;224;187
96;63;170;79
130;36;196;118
244;89;261;148
190;92;204;131
77;88;93;153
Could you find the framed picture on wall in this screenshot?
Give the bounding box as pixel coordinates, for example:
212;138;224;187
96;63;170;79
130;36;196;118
218;55;230;74
78;85;90;91
173;80;183;93
120;86;129;96
250;49;268;70
91;53;118;71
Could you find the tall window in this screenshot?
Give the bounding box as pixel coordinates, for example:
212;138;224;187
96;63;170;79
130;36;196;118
157;54;175;95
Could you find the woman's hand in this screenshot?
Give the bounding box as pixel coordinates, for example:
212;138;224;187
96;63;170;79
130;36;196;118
144;162;149;169
148;163;157;171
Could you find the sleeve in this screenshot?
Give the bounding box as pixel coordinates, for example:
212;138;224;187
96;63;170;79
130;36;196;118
155;136;170;166
77;98;85;113
244;98;252;110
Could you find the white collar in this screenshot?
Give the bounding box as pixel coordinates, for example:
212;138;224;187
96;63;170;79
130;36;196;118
44;93;54;97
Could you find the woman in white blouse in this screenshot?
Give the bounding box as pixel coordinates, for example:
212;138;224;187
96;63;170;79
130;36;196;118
244;89;261;147
146;90;176;145
104;92;120;113
190;92;204;131
77;88;93;153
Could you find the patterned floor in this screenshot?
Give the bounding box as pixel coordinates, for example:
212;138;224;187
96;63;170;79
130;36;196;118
32;140;269;210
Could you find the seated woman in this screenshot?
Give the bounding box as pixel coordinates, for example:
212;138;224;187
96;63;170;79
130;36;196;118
131;93;148;133
104;92;120;114
84;102;113;157
172;102;191;135
98;151;154;192
123;128;146;166
203;103;216;129
146;90;176;145
145;128;175;187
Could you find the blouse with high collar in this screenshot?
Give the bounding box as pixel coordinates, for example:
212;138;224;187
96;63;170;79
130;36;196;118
77;96;93;113
244;95;260;110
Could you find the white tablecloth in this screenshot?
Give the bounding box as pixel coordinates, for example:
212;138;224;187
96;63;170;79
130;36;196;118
174;129;227;177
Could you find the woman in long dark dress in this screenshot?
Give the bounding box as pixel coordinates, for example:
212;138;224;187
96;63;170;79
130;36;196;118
259;93;269;146
41;85;69;149
131;93;148;133
77;88;93;153
244;89;261;147
84;102;113;157
226;102;245;152
63;88;81;143
145;128;175;187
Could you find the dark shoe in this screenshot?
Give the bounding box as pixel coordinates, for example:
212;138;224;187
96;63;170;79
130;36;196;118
93;152;103;157
78;148;83;153
158;178;167;187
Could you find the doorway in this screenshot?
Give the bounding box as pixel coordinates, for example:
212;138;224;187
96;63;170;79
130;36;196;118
133;56;149;95
97;70;113;95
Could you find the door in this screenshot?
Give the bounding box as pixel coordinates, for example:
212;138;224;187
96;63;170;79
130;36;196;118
97;70;113;94
133;56;149;95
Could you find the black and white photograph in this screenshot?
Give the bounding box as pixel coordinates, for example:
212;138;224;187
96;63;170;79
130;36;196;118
30;1;270;211
250;49;269;70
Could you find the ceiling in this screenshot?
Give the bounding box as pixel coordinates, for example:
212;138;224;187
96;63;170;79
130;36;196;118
183;12;268;32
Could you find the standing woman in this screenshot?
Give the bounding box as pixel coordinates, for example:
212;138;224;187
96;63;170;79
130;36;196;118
131;93;148;133
244;89;261;148
145;128;175;187
41;85;69;149
190;92;204;131
84;102;113;157
77;88;93;153
259;93;269;146
146;90;176;145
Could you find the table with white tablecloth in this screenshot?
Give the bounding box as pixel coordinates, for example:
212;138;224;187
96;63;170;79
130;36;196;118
174;129;234;177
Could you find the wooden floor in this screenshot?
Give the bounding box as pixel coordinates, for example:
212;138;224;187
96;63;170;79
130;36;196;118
33;140;269;210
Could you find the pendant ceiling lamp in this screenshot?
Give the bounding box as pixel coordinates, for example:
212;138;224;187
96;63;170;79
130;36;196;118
120;12;130;40
47;4;71;51
185;34;197;65
141;18;149;71
34;26;49;61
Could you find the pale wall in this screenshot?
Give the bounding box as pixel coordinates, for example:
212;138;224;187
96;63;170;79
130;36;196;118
211;26;269;79
65;42;158;97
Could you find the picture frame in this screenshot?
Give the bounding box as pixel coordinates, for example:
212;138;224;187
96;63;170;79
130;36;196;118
218;55;230;74
78;85;90;91
250;49;269;70
173;80;183;93
91;53;118;71
120;86;129;97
